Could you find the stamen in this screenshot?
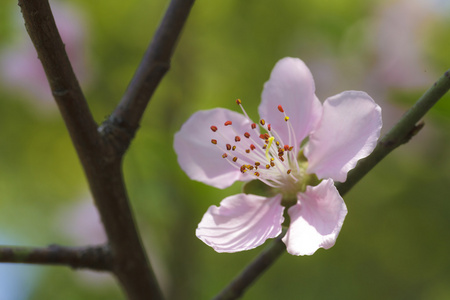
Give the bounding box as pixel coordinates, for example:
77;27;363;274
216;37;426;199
233;157;238;162
251;123;257;129
224;121;232;126
244;132;250;138
260;119;266;126
211;139;217;144
278;105;284;113
235;136;241;142
265;136;275;161
226;144;231;150
210;126;218;132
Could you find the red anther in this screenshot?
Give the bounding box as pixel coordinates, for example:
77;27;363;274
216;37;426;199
233;157;238;162
284;145;290;151
235;136;241;142
279;156;285;162
226;144;232;150
236;99;242;105
289;146;293;151
210;125;218;132
250;144;256;150
278;105;284;113
251;123;257;129
244;132;250;138
259;134;266;139
287;169;292;174
264;133;270;139
211;139;217;144
222;153;228;158
260;119;266;126
268;124;271;131
224;120;232;126
240;165;246;173
245;149;250;153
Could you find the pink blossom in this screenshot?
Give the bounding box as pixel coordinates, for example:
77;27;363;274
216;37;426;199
174;57;382;255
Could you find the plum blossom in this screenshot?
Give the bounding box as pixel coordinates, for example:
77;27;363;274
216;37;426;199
174;57;382;255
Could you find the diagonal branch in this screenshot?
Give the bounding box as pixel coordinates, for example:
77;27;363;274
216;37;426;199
213;69;450;300
105;0;196;152
0;244;112;271
18;0;100;158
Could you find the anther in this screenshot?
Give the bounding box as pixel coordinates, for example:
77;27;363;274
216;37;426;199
245;149;250;153
244;132;250;138
268;124;271;131
287;169;292;174
232;146;236;151
210;125;218;132
255;162;260;166
284;145;290;151
224;121;232;126
254;172;260;177
250;144;256;150
226;144;232;150
260;119;266;126
278;105;284;113
236;99;242;105
235;136;241;142
211;139;217;144
233;157;238;162
222;153;228;158
266;164;270;169
251;123;257;129
284;116;289;122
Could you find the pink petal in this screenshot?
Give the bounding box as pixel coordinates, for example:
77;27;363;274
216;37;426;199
259;57;322;147
305;91;382;182
282;179;347;256
196;194;284;253
174;108;256;189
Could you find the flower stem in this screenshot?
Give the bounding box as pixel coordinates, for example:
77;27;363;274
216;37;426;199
213;69;450;300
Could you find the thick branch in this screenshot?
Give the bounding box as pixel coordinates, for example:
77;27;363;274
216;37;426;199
106;0;195;150
214;69;450;300
0;244;112;271
18;1;168;299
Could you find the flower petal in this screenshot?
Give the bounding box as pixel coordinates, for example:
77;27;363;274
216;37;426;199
305;91;382;182
282;179;347;256
174;108;256;189
259;57;322;147
196;193;284;253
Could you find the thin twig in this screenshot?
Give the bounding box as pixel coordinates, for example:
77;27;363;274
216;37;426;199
213;69;450;300
212;230;287;300
0;244;112;271
105;0;196;152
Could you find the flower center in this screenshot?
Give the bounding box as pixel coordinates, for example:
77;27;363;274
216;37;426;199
210;99;309;197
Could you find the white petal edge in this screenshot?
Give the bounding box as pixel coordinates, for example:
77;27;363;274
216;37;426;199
305;91;382;182
259;57;321;147
174;108;256;189
196;193;284;253
282;179;347;256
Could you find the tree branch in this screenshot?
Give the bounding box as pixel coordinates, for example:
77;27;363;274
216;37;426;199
16;0;198;299
213;69;450;300
212;230;287;300
335;69;450;195
0;244;112;271
105;0;196;152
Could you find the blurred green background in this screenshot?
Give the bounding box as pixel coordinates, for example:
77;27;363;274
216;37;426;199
0;0;449;299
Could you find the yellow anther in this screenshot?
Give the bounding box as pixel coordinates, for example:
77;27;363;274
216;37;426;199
284;116;289;122
265;136;274;161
